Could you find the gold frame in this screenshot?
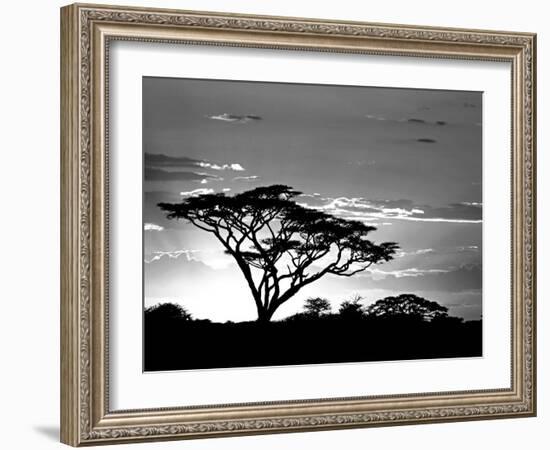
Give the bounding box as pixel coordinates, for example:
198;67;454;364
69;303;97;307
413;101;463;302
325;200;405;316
60;3;537;446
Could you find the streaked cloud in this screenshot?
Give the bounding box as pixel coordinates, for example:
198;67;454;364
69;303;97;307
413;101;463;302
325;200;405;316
460;202;482;206
145;153;205;169
144;223;164;232
364;114;477;127
396;248;434;258
365;114;392;121
197;161;245;171
180;188;215;197
145;248;234;270
144;167;218;182
359;263;482;292
145;153;245;172
205;113;262;124
297;194;482;224
144;153;245;183
233;175;260;182
366;267;450;279
145;249;199;264
457;245;479;252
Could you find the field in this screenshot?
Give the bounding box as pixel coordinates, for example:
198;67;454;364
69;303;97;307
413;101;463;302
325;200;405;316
144;311;482;371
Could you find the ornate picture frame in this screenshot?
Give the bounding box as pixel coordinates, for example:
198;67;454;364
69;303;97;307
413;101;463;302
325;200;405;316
60;3;536;446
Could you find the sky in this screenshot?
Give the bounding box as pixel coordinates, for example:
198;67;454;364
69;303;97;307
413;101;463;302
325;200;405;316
142;76;482;322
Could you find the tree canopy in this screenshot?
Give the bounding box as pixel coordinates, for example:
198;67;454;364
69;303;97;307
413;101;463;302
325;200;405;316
303;297;331;317
159;185;398;322
144;302;193;321
338;294;366;320
365;294;448;321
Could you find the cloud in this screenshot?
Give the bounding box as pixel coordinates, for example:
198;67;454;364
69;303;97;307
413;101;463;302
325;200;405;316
365;114;391;121
457;245;479;252
144;223;164;231
145;248;234;271
365;115;449;127
180;188;215;197
366;267;450;279
222;188;231;192
298;194;482;224
197;162;245;171
145;153;205;169
408;118;448;126
418;203;482;222
233;175;260;182
346;263;482;293
144;153;245;177
460;202;482;206
395;246;479;261
396;248;434;258
381;245;481;276
145;249;199;264
205;113;262;124
144;167;219;182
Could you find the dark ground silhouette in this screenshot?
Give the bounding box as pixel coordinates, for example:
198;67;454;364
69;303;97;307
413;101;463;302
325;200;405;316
144;298;482;371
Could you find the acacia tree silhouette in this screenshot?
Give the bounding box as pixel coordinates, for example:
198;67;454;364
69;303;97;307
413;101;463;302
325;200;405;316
366;294;448;321
303;297;331;317
159;185;398;322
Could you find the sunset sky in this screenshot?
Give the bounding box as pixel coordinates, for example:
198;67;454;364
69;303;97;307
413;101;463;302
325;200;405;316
142;76;482;322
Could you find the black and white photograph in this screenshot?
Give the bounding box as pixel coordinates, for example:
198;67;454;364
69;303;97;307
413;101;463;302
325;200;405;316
142;77;483;371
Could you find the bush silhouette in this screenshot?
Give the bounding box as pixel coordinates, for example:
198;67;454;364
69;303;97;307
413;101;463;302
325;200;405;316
338;294;366;320
303;297;331;317
366;294;448;321
145;302;193;321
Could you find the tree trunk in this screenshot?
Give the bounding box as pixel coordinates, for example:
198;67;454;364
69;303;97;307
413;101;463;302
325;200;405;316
256;305;275;323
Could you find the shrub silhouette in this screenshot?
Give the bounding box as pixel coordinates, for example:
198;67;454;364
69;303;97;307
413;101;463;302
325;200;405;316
145;302;193;321
158;185;398;322
338;294;366;320
366;294;448;321
303;297;331;317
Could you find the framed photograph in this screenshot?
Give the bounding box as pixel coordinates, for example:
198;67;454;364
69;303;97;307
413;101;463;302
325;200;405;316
60;3;536;446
